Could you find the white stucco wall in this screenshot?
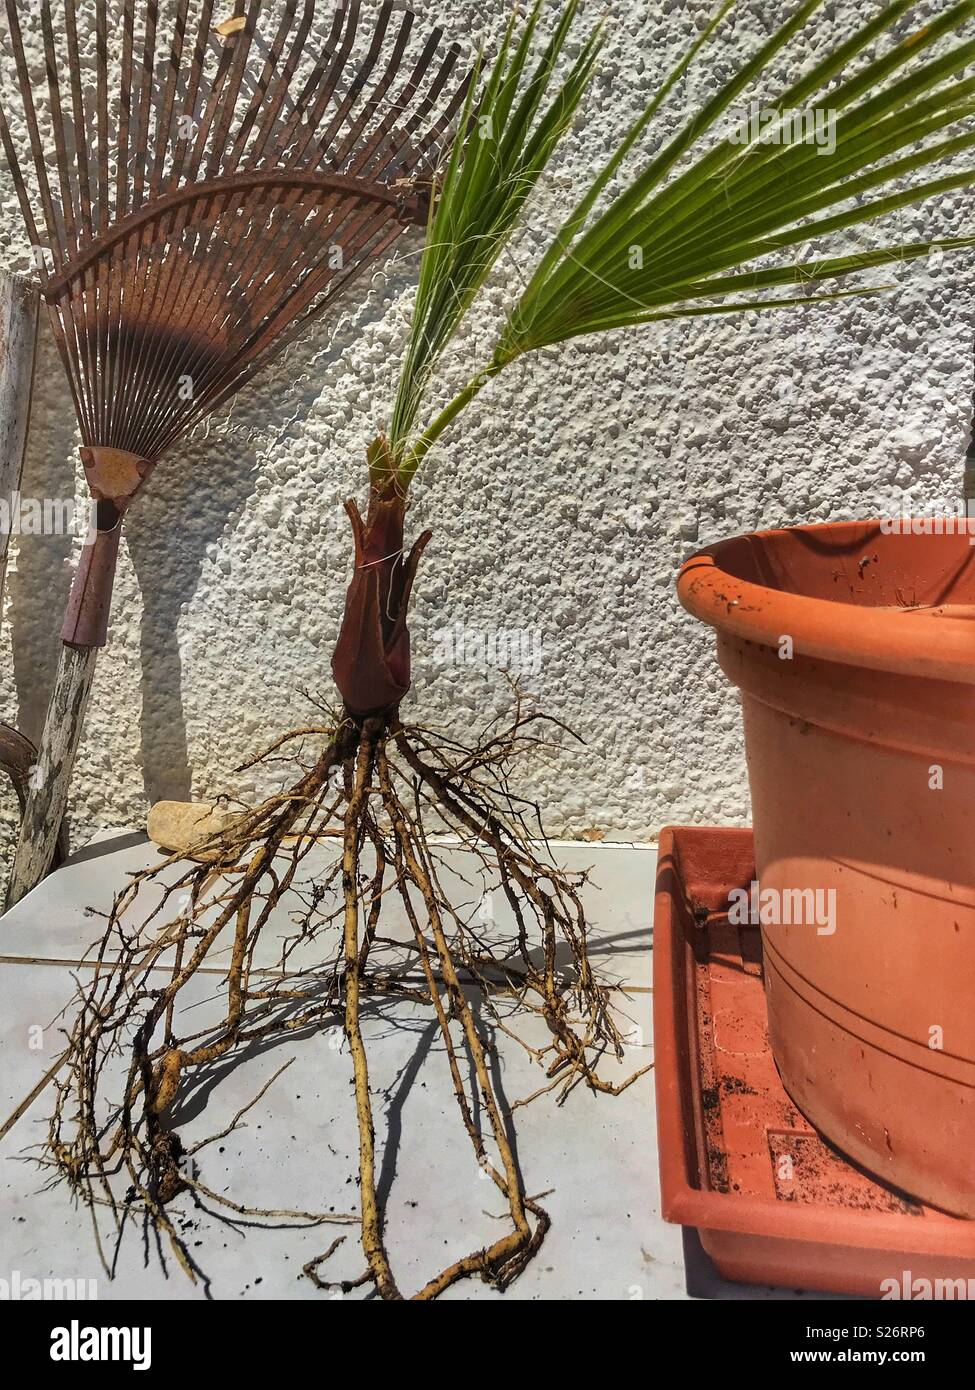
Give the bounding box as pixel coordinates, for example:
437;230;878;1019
0;0;972;858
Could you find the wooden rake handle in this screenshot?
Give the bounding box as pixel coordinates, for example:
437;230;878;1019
0;268;70;907
60;520;123;647
6;445;150;904
5;643;98;909
60;446;152;648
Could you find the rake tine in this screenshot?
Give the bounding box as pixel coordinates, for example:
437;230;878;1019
144;189;381;448
279;0;362;165
62;1;104;448
357;20;437;174
4;0;61;260
93;0;114;445
44;295;88;440
128;0;225;443
309;3;384;164
132;0;162;212
0;96;42;262
94;0;110;236
168;0;218;192
153;2;307;384
332;2;406;169
367;31;459;181
117;0;137;220
157;200;384;439
202;215;408;424
149;0;193;201
116;1;185;447
277;3;347;154
225;0;304;172
63;0;93;234
204;0;262;180
134;0;196;437
139;0;221;406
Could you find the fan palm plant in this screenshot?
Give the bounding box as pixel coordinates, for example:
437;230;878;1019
50;0;975;1302
332;0;975;712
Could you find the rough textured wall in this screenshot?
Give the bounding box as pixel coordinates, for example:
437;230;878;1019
0;0;972;857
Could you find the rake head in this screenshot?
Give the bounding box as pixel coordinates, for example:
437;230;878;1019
0;0;469;644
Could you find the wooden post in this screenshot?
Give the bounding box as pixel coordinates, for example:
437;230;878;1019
6;643;98;907
0;269;90;910
0;269;39;593
0;269;59;907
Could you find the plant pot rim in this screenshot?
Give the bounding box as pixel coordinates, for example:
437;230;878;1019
677;519;975;685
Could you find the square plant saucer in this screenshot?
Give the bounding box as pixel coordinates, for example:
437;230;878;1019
654;825;975;1298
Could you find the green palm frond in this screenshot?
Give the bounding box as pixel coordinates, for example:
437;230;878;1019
384;0;603;470
393;0;975;485
502;0;975;355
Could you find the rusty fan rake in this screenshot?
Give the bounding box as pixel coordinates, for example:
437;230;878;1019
0;0;468;905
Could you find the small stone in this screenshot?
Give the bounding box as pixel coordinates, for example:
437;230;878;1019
147;800;241;860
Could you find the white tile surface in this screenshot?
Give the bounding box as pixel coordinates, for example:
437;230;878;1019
0;833;829;1300
0;831;653;987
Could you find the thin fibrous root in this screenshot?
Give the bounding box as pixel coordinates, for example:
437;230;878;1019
39;693;649;1299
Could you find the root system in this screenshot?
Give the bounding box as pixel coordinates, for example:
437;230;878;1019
42;694;649;1300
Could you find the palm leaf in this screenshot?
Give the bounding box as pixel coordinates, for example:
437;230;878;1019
386;0;603;469
394;0;975;481
505;4;975;354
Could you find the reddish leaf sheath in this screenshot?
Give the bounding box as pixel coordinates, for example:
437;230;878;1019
331;486;432;716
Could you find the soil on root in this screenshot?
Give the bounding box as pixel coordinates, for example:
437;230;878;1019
41;695;650;1300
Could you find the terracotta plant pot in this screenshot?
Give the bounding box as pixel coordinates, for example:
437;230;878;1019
677;522;975;1217
653;826;975;1295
